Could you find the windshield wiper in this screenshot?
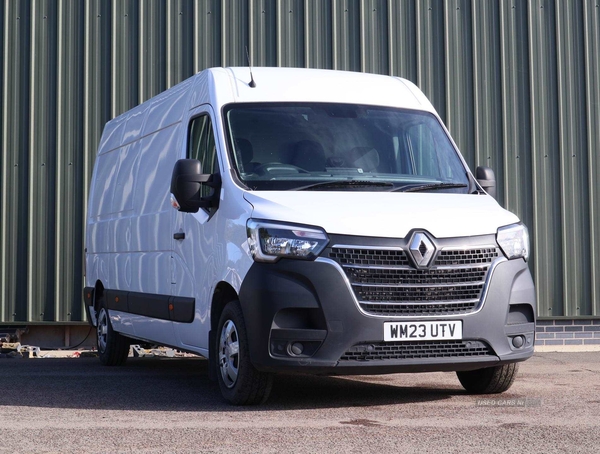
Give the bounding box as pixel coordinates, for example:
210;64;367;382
295;180;394;191
390;182;468;193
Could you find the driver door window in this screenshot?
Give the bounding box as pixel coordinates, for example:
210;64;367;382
188;114;219;199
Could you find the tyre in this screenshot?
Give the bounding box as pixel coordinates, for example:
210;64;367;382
216;301;273;405
96;297;130;366
457;363;519;394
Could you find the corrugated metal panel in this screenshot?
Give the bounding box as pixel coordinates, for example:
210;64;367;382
0;6;3;223
499;0;534;268
249;0;276;67
139;0;166;102
555;0;591;316
360;0;389;74
2;1;31;322
528;0;564;317
415;0;446;121
28;0;57;322
194;0;221;71
111;0;139;116
55;0;84;321
387;0;417;81
83;1;111;214
584;0;600;315
305;0;332;69
166;0;194;88
1;0;599;322
222;0;249;67
471;0;504;206
444;0;475;169
277;0;305;67
332;0;361;71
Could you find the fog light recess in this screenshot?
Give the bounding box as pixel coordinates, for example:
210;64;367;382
512;335;525;349
288;342;304;356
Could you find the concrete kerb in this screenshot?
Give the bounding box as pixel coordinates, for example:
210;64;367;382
534;345;600;353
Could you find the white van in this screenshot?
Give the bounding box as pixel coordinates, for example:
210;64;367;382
84;67;535;405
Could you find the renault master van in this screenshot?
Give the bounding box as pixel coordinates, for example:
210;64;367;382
84;67;535;405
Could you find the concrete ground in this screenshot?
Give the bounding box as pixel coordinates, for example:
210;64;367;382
0;352;598;453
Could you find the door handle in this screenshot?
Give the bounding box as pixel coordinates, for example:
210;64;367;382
173;232;185;240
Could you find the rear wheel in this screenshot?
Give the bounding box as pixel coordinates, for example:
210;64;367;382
96;297;130;366
457;363;519;394
216;301;273;405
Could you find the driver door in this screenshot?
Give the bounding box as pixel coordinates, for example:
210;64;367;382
171;105;221;349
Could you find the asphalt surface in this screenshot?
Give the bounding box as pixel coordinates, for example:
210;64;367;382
0;352;598;453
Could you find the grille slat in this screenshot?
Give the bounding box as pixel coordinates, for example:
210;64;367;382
361;302;477;316
329;248;409;267
340;340;494;361
347;267;487;285
329;245;500;316
355;284;484;303
435;248;499;266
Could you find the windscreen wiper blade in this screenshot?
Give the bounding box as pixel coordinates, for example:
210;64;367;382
390;182;468;193
295;180;394;191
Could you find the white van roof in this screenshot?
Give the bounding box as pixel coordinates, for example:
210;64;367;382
207;67;434;111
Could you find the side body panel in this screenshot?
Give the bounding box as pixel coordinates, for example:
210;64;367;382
86;77;195;345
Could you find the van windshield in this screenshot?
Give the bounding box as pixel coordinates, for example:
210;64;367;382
224;103;471;192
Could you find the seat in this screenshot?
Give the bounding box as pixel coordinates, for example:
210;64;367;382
234;138;258;173
290;140;327;171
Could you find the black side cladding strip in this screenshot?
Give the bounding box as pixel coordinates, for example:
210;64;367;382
104;289;195;323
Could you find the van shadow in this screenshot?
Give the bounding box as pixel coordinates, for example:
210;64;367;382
267;373;458;410
0;357;459;411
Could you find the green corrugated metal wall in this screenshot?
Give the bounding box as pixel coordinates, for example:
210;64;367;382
1;0;599;322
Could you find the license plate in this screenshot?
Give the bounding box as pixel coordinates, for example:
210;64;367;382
384;321;462;342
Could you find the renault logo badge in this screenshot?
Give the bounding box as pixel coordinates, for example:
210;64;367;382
409;232;435;267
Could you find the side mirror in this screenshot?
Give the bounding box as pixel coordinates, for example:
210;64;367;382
170;159;221;213
476;166;497;199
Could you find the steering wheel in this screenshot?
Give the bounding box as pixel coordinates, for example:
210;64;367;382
254;162;310;175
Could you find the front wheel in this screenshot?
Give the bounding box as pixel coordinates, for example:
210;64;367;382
457;363;519;394
96;297;130;366
216;301;273;405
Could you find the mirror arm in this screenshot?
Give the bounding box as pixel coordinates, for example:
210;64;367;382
197;173;221;209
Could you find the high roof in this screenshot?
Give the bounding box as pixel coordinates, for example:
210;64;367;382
207;67;435;112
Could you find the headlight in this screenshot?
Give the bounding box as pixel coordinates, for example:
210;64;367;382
247;219;329;262
497;223;529;261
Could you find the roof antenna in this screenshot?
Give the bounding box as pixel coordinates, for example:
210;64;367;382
245;46;256;88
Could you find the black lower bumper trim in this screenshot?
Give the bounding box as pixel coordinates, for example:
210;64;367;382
239;255;536;375
340;340;494;362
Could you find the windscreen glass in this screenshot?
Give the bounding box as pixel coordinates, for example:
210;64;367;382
225;103;471;192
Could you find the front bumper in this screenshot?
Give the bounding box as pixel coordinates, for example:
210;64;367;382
239;253;535;375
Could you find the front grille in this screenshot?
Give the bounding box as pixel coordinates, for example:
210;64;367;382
340;340;494;361
329;245;501;316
